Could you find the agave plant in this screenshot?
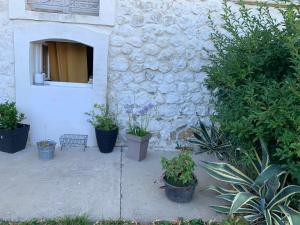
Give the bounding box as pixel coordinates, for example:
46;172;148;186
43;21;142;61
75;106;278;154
189;117;231;160
202;139;300;225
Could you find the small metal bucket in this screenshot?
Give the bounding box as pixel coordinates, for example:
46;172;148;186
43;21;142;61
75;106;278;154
37;140;56;161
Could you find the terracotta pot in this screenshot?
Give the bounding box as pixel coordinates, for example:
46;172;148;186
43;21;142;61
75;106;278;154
126;133;151;161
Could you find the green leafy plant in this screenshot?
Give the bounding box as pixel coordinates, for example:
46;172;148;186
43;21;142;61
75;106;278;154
86;104;117;131
0;101;25;130
161;151;196;187
203;0;300;184
220;215;249;225
203;139;300;225
189;117;231;160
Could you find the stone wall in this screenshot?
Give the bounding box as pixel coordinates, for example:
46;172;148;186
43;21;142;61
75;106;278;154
0;0;225;150
108;0;223;150
0;0;15;102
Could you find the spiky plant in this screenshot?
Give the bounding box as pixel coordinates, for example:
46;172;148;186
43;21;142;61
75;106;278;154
189;117;231;160
202;139;300;225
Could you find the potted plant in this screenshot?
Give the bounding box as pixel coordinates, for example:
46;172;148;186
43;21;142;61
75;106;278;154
0;101;30;154
37;140;56;160
86;104;118;153
161;151;197;203
125;103;154;161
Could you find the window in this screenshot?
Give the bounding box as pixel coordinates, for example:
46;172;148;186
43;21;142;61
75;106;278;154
10;0;115;26
26;0;100;16
33;41;94;84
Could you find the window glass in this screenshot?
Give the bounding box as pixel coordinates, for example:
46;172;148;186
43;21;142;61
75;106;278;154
39;41;94;84
26;0;100;16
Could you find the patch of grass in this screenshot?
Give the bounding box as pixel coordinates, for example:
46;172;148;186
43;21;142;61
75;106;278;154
219;216;248;225
0;216;248;225
153;219;210;225
95;221;135;225
0;216;91;225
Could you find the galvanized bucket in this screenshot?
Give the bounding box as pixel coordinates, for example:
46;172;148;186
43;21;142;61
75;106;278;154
37;140;56;161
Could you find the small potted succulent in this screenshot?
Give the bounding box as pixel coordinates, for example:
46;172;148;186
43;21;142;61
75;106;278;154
37;140;56;160
161;151;197;203
0;101;30;154
86;104;118;153
125;103;154;161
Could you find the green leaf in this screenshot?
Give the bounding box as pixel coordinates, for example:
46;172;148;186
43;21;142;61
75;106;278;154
217;193;236;202
259;139;270;170
279;205;300;225
265;175;281;202
230;192;258;214
272;212;285;225
204;167;253;186
264;209;272;225
268;185;300;209
207;185;237;195
244;214;264;223
202;161;254;186
210;205;230;214
245;199;261;213
199;121;211;142
254;165;285;188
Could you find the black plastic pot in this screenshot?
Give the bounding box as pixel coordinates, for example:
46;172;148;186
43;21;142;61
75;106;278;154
163;174;198;203
95;128;118;153
0;124;30;154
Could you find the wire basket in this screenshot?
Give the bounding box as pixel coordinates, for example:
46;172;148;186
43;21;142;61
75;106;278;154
59;134;88;151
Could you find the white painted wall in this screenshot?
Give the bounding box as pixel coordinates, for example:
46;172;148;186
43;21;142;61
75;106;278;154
14;24;110;146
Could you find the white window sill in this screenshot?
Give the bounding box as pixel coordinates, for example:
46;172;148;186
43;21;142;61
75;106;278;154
33;81;93;88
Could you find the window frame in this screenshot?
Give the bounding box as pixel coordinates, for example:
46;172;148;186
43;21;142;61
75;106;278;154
9;0;115;26
32;40;94;87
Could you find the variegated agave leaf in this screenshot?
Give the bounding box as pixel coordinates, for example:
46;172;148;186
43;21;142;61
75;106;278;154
202;161;254;187
230;192;259;214
279;205;300;225
253;165;285;188
267;185;300;210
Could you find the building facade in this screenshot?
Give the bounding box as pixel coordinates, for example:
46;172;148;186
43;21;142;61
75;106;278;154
0;0;261;150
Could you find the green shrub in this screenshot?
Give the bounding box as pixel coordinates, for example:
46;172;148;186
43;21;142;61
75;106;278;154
161;151;196;186
0;101;25;130
203;0;300;184
86;104;118;131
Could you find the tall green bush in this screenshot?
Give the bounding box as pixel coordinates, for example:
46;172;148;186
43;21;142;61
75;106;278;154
203;0;300;184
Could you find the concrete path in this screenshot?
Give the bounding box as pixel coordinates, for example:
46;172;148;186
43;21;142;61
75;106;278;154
0;147;224;222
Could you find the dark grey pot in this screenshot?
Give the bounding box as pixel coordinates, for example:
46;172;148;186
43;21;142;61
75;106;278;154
163;174;198;203
37;140;56;161
126;133;151;161
95;128;118;153
0;124;30;154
